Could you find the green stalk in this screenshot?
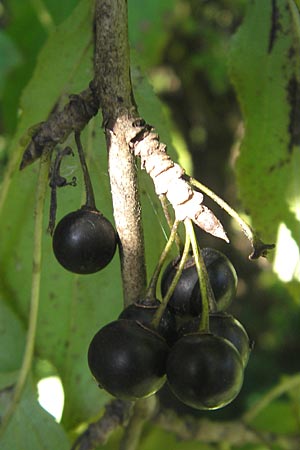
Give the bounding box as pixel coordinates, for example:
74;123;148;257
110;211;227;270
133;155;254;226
74;131;97;210
0;155;50;436
159;194;183;251
151;227;191;329
185;219;210;332
146;220;180;300
187;176;275;259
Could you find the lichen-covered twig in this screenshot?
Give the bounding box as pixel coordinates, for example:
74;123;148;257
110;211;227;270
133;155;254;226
128;122;229;242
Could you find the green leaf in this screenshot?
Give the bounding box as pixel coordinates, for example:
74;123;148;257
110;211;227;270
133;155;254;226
0;0;180;436
0;31;22;97
0;375;70;450
0;298;25;372
229;0;300;248
128;0;174;67
43;0;81;25
0;0;101;431
1;0;48;132
250;399;300;434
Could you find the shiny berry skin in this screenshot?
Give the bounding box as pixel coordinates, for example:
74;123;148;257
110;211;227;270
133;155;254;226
118;298;177;345
179;313;251;367
87;319;169;400
160;257;198;316
191;248;238;314
52;208;117;274
161;249;237;317
166;333;244;410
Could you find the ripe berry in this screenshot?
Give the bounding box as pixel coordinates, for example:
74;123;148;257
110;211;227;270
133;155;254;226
160;248;237;317
160;256;198;316
52;208;117;274
179;313;251;367
191;248;237;314
118;298;177;345
166;333;244;410
87;319;169;400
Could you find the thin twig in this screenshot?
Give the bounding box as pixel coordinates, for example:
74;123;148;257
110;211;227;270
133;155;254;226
20;84;99;170
71;399;132;450
74;132;96;209
119;397;157;450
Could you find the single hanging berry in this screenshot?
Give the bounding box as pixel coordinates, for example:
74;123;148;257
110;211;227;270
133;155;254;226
52;132;117;274
52;207;117;274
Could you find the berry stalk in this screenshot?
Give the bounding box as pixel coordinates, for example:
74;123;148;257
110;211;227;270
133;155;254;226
151;227;191;329
74;131;97;210
187;176;275;259
146;220;180;300
185;219;212;332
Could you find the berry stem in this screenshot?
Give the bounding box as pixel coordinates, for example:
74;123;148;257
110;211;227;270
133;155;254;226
146;220;180;300
185;219;212;332
151;225;191;329
159;194;183;251
0;154;50;437
187;176;275;259
48;146;76;234
74;131;97;210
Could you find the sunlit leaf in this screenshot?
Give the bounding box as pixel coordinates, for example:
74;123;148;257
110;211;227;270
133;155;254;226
229;0;300;251
0;376;69;450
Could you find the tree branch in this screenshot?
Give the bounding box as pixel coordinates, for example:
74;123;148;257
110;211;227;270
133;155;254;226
20;84;99;170
93;0;147;307
71;399;132;450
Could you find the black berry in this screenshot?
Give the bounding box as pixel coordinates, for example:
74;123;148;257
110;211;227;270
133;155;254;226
52;208;117;274
161;248;237;317
88;319;169;400
179;313;251;367
166;333;244;410
160;256;198;316
118;298;177;345
191;248;238;314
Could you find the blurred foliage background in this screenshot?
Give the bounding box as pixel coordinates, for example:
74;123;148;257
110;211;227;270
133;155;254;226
1;0;300;449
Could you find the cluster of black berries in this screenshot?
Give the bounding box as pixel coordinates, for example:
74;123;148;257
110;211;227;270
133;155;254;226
49;134;250;411
87;248;252;410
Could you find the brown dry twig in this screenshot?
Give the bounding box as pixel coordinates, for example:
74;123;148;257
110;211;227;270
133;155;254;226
20;82;99;170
